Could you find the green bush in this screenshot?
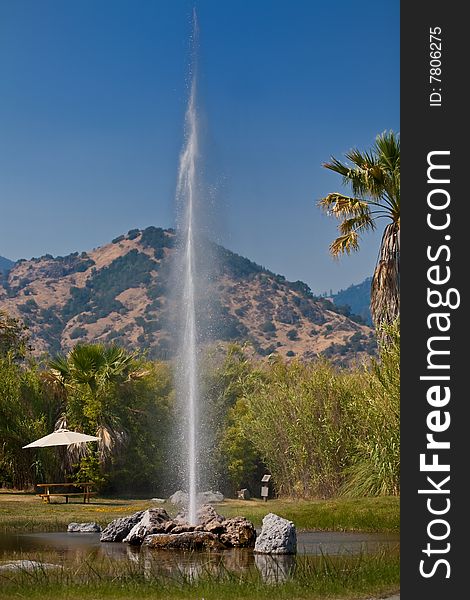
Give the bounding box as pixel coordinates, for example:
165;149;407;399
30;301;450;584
341;320;400;497
239;359;364;497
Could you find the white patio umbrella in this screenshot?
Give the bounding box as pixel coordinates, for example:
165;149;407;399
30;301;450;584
23;428;99;448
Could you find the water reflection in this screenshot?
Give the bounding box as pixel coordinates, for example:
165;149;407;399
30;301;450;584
0;531;399;584
254;553;296;583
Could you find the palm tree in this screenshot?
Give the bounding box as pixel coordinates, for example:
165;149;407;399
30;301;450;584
318;131;400;326
48;344;147;467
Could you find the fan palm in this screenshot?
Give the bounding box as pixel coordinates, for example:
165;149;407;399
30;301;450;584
318;131;400;326
48;344;146;465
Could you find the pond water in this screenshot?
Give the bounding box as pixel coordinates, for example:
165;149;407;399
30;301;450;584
0;530;399;581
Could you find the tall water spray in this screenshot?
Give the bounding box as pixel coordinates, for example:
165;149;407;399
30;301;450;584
176;11;200;525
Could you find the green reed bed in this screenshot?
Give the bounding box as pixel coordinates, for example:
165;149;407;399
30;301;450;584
0;549;400;600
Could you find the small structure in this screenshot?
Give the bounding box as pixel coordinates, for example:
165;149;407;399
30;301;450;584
260;474;271;502
237;488;250;500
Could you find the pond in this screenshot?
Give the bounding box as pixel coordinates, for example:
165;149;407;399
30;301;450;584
0;530;399;582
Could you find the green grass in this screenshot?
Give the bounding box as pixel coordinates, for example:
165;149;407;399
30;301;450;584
0;493;400;532
216;497;399;532
0;551;400;600
0;493;399;533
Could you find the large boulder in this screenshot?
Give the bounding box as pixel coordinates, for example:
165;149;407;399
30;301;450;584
167;490;224;506
123;508;171;545
167;490;188;506
143;531;226;551
67;522;102;533
254;513;297;554
100;511;146;542
197;490;224;503
220;516;256;548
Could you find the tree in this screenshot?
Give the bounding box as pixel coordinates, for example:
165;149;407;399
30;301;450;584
48;344;148;480
318;131;400;326
0;311;31;361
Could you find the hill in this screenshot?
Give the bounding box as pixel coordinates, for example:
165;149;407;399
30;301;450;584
331;277;372;326
0;256;14;274
0;227;376;364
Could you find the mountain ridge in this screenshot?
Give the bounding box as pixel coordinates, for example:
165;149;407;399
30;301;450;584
0;255;14;274
0;227;376;364
331;277;372;326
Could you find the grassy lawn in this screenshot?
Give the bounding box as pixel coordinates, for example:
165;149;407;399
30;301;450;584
0;551;399;600
0;492;399;533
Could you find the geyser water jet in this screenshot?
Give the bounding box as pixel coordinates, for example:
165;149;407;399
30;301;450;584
176;10;200;526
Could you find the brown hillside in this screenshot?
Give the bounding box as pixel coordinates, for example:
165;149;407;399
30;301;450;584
0;227;375;363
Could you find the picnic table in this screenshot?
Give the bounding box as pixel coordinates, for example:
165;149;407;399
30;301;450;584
36;482;96;504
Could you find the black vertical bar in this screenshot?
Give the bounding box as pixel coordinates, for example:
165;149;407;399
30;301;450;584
401;1;466;597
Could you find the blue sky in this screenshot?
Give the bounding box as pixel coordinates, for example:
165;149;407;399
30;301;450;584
0;0;399;293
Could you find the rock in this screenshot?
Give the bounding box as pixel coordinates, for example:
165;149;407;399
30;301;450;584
100;510;146;542
172;503;224;527
167;490;224;506
152;498;166;504
254;513;297;554
219;516;256;548
168;490;189;505
0;560;60;572
197;503;225;525
67;522;102;533
123;508;171;545
143;531;226;551
197;490;224;503
205;519;225;534
237;488;251;500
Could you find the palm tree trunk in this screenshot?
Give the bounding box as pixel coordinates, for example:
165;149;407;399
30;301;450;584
371;222;400;326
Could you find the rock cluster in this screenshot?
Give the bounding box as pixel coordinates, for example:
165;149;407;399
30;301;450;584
100;510;146;542
99;504;256;550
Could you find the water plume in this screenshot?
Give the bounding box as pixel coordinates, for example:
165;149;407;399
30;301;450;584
175;9;200;525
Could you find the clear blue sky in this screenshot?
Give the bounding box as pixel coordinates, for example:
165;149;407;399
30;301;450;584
0;0;399;294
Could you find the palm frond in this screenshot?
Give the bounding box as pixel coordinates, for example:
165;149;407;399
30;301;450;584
330;231;360;256
338;213;375;236
318;193;371;219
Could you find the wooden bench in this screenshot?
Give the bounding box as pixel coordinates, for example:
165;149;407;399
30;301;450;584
38;492;97;504
36;483;96;504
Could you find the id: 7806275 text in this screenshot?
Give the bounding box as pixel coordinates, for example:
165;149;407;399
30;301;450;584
429;27;442;107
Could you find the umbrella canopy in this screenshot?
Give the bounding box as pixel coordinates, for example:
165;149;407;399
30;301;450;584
23;428;99;448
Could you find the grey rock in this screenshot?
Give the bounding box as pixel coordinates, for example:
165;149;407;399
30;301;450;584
100;510;146;542
143;531;226;551
67;522;102;533
123;508;171;545
254;513;297;554
168;490;188;505
220;516;256;548
167;490;224;506
0;560;61;572
151;497;166;504
197;490;224;503
197;503;225;525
